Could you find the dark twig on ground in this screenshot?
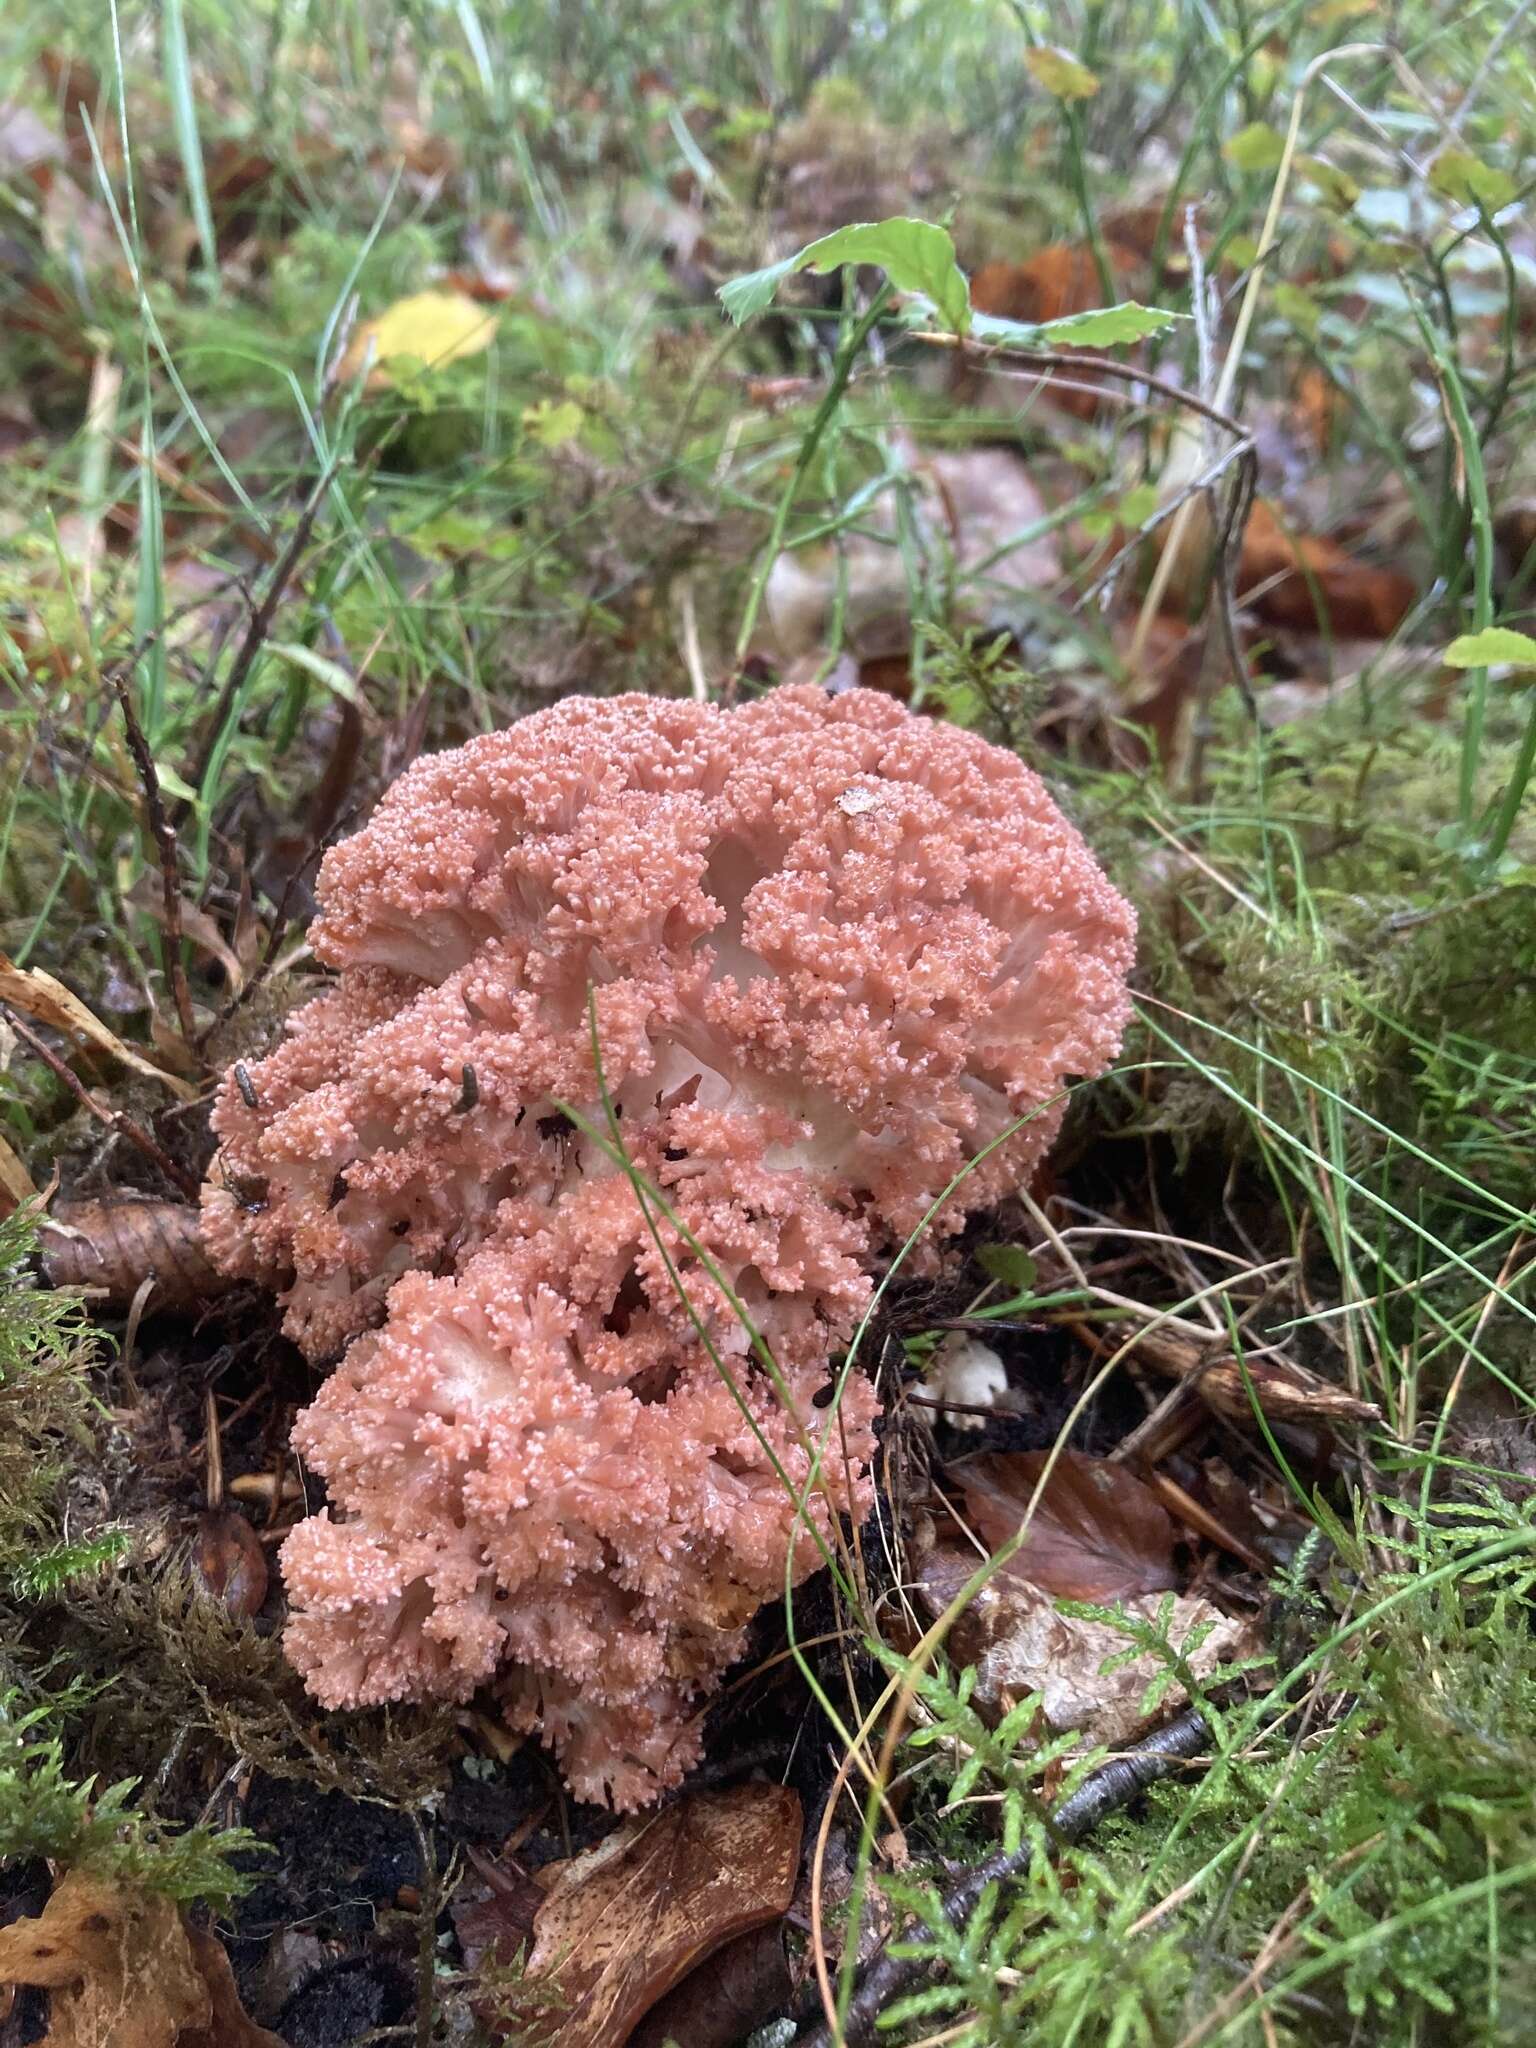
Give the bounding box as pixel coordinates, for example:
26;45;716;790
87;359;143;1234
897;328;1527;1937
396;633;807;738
793;1710;1213;2046
3;1007;201;1199
107;667;200;1050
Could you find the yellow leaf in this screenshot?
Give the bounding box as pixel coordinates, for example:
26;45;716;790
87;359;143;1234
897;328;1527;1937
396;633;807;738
1024;46;1100;100
338;289;499;391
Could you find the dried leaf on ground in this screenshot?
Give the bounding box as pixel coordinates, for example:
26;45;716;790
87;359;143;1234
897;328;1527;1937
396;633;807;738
916;1539;1257;1741
0;954;198;1101
195;1508;270;1619
37;1200;229;1311
1236;498;1416;637
950;1449;1181;1602
0;1870;285;2047
628;1924;793;2048
476;1783;802;2046
0;1130;39;1215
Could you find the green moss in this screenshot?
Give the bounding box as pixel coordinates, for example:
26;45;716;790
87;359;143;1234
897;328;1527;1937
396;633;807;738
0;1685;259;1908
0;1206;99;1568
875;1497;1536;2046
1082;704;1535;1226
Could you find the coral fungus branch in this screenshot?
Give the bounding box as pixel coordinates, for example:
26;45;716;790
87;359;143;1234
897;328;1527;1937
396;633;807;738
202;686;1135;1806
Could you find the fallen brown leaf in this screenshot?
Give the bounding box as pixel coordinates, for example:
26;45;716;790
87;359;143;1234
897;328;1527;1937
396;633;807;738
0;1869;285;2047
0;954;198;1101
916;1539;1257;1740
1236;498;1416;639
37;1200;229;1312
1133;1328;1382;1428
628;1924;792;2048
970;242;1141;330
480;1783;802;2046
950;1449;1181;1602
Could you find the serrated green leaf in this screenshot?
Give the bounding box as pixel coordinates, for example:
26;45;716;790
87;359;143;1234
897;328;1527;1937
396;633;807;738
717;254;803;326
522;396;585;447
718;216;971;334
1024;45;1100;99
971;300;1183;348
1443;627;1536;670
1224;121;1285;172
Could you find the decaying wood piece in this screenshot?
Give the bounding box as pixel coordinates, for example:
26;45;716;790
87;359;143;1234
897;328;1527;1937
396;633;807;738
1131;1327;1382;1427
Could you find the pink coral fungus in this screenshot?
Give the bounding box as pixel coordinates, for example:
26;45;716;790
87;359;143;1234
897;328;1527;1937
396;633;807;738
203;686;1135;1807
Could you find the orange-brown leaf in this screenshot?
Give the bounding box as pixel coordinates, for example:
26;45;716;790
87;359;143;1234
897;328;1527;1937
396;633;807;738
0;1870;285;2047
492;1783;802;2046
1237;498;1415;638
195;1509;270;1619
38;1199;229;1313
952;1449;1180;1602
0;954;198;1100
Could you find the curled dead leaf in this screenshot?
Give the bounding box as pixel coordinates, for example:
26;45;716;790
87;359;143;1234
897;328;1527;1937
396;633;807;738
916;1538;1258;1742
950;1449;1182;1602
0;953;197;1101
38;1200;230;1314
1236;498;1416;638
1133;1328;1382;1427
474;1783;802;2046
629;1924;792;2048
194;1508;270;1619
0;1869;286;2047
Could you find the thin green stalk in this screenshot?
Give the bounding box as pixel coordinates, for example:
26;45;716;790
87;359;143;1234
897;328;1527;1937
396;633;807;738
161;0;218;283
1412;300;1495;840
734;281;893;659
1064;101;1116;303
1486;688;1536;863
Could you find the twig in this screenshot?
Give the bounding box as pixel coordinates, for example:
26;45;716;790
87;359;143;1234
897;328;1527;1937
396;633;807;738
3;1008;200;1199
408;1811;441;2048
1129;40;1389;665
1074;435;1255;615
909;333;1249;447
194;803;357;1051
179;460;340;814
106;668;199;1049
1446;0;1535;136
793;1711;1212;2045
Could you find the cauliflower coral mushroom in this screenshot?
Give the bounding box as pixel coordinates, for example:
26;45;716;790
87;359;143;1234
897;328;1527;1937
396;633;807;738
203;685;1135;1808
